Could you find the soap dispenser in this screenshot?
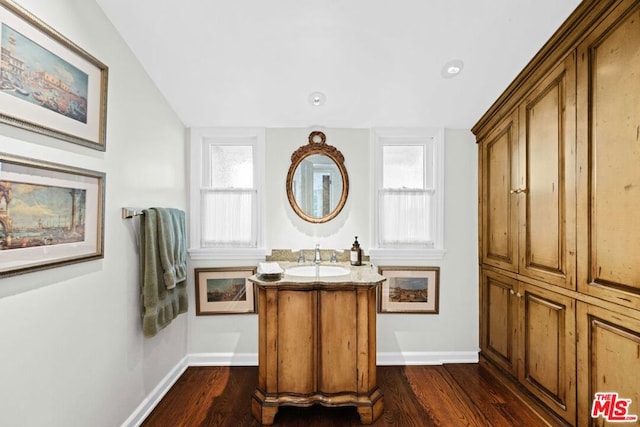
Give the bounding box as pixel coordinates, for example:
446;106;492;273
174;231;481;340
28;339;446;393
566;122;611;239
350;236;362;266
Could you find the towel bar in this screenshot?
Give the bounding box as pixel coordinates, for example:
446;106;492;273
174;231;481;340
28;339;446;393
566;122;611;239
122;207;144;219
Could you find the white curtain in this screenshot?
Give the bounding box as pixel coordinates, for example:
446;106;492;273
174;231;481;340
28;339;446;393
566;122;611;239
201;189;255;247
379;190;433;247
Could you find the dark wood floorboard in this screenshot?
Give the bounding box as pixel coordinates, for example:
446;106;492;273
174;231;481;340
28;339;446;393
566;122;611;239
443;364;547;427
141;364;560;427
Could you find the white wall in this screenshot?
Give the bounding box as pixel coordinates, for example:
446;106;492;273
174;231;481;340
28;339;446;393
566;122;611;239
375;129;479;363
188;128;479;363
0;1;187;426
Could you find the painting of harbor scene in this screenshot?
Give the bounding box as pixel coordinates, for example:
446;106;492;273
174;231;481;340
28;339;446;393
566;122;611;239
206;277;247;302
0;1;108;150
195;268;257;315
1;23;88;123
388;277;429;303
378;267;440;314
0;154;104;277
0;180;86;250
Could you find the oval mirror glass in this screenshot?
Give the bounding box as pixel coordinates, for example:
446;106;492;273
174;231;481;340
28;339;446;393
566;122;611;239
286;132;348;223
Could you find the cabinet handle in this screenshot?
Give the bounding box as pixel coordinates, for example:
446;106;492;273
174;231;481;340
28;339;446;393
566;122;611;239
516;292;522;298
510;188;528;194
510;289;515;294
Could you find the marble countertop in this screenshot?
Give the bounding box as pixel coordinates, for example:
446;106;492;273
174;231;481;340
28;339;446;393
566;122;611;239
249;262;386;287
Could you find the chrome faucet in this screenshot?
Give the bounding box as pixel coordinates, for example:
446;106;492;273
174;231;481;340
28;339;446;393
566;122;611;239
314;244;321;264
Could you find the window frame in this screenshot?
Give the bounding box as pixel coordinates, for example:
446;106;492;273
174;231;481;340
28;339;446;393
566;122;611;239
370;128;446;261
188;127;267;260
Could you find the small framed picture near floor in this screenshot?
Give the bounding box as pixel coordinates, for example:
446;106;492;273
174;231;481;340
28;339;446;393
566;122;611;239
377;266;440;314
195;267;257;315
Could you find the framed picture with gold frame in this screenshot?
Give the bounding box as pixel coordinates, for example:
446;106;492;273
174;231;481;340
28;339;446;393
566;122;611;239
377;266;440;314
0;0;108;150
195;267;257;315
0;153;105;277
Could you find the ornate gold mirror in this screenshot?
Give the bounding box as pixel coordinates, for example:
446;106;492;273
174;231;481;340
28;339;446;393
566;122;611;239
286;131;349;223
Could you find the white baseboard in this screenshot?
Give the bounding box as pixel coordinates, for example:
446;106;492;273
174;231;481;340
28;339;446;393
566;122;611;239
185;351;478;367
123;350;478;426
121;356;189;427
376;351;479;365
187;352;258;366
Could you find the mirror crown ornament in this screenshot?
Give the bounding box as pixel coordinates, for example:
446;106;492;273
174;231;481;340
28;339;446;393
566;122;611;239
291;131;344;165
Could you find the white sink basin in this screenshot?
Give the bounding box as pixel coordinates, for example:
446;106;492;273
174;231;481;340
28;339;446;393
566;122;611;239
285;265;351;278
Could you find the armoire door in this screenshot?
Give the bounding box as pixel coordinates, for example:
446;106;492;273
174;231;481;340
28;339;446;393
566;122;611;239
518;55;576;290
519;283;576;424
576;0;640;310
480;111;520;273
480;268;520;376
577;301;640;426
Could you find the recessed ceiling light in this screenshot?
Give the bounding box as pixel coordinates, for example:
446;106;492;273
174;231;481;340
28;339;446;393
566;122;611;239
441;59;464;79
308;91;326;106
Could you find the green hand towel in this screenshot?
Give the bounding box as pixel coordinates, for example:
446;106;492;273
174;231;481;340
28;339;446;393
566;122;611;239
140;208;188;337
155;208;187;290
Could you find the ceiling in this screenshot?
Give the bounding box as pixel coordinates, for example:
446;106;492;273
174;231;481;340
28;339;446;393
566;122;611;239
95;0;581;130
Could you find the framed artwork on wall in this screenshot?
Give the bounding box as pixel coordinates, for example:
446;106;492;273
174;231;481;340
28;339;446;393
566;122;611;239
377;266;440;314
195;267;257;315
0;153;105;277
0;0;108;150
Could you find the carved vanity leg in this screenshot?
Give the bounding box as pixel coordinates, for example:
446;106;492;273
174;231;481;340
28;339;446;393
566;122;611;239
357;397;384;424
251;397;278;425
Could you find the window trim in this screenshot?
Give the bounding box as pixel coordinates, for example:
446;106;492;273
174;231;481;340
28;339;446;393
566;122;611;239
188;127;267;259
370;128;446;261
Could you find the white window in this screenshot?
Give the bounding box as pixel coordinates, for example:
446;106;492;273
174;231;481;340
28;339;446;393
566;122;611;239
189;128;266;259
370;128;445;260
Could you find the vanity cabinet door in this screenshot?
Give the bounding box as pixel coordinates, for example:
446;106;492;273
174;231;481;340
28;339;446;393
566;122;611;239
480;268;520;376
318;290;357;393
317;287;378;397
276;290;317;394
576;0;640;311
519;283;576;424
257;288;318;395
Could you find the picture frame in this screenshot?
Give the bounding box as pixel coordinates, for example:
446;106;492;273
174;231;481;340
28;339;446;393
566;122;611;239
0;0;108;151
0;152;105;277
377;266;440;314
195;267;257;315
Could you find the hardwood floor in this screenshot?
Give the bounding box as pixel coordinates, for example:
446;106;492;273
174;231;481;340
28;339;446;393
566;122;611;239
142;362;567;426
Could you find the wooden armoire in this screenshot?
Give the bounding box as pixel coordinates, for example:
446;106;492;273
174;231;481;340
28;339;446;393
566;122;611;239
472;0;640;425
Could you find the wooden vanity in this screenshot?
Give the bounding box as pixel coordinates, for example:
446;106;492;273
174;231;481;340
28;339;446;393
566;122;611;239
249;264;385;425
